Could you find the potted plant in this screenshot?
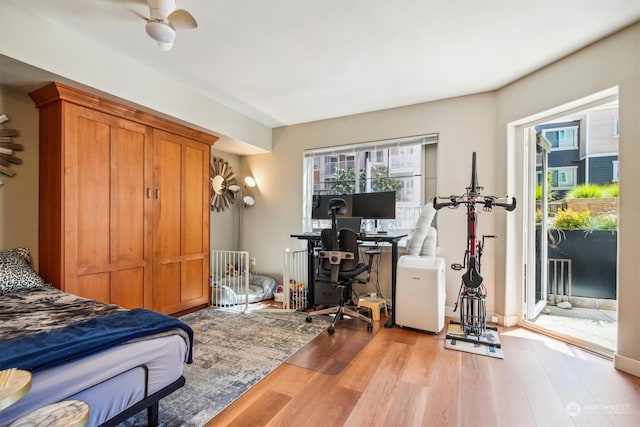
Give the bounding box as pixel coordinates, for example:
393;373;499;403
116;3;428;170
546;208;617;300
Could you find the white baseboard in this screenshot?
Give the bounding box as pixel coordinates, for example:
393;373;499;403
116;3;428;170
614;353;640;378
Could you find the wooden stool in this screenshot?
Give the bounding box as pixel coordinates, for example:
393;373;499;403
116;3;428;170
10;400;89;427
357;297;388;321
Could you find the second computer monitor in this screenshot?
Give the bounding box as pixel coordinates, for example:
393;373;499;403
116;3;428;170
336;216;362;234
352;191;396;219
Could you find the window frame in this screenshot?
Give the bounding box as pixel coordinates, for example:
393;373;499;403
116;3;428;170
302;134;437;239
549;166;578;190
542;125;579;151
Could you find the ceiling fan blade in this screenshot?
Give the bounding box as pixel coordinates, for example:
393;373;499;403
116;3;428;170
168;9;197;30
127;7;150;22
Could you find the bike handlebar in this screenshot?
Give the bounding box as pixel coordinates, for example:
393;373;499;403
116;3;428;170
433;196;517;211
494;197;517;211
432;196;459;210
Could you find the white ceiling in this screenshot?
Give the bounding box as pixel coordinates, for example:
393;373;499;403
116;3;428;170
3;0;640;129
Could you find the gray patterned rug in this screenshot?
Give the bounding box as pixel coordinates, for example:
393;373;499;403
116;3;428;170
121;307;329;426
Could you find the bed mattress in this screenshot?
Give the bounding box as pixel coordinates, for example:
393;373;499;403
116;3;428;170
0;334;187;426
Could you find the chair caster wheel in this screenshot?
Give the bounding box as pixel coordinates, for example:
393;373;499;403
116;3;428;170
328;327;335;335
367;323;373;331
306;316;312;323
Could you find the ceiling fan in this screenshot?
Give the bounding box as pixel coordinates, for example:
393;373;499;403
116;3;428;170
138;0;198;51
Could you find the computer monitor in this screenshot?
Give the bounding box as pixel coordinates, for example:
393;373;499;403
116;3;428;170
336;216;362;234
311;194;353;219
352;191;396;219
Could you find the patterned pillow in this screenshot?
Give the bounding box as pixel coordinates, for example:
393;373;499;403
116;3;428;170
0;247;46;294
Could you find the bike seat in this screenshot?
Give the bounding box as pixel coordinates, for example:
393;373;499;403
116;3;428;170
462;267;483;289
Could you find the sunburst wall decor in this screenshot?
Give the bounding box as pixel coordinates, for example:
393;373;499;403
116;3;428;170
210;157;237;211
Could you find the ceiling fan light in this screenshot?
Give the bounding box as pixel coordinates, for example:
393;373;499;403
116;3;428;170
146;21;176;43
158;41;174;51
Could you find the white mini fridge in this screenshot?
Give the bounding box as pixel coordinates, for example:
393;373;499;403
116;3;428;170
395;255;445;334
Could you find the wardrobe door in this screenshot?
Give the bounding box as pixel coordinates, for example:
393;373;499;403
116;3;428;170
153;129;210;314
64;104;153;308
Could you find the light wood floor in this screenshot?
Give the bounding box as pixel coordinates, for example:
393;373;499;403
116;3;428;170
205;314;640;426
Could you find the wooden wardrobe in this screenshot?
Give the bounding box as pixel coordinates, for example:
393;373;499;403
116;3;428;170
30;83;216;315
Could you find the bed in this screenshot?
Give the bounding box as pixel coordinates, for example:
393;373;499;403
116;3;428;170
0;248;193;427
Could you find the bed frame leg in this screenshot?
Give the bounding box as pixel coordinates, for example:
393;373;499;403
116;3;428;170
148;402;159;427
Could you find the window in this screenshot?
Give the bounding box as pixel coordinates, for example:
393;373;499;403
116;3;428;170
612;160;619;182
613;117;619;137
549;166;577;189
542;126;579;150
303;134;437;238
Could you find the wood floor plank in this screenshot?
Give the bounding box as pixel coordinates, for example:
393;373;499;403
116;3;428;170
287;315;381;375
383;380;429;427
220;390;290;427
482;329;538;426
527;331;612;426
421;337;462;426
205;364;315;426
559;338;640;425
501;329;575;426
337;326;396;392
343;341;413;426
397;327;438;387
270;370;361;426
458;351;502;426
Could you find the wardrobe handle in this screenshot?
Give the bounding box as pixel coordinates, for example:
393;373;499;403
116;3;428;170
146;188;152;199
155;188;160;199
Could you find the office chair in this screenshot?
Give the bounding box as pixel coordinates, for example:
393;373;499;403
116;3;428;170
306;198;373;335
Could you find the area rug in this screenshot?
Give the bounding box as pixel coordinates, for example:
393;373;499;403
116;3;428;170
444;322;504;359
122;308;330;426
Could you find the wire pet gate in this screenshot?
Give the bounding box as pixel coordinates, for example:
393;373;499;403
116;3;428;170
210;250;249;313
282;249;309;311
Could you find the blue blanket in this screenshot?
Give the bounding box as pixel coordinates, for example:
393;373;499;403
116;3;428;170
0;308;193;372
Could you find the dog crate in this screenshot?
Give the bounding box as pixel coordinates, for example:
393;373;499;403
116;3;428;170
282;248;309;311
210;250;250;313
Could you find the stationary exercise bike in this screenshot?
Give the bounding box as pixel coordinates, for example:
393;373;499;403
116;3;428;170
433;152;516;341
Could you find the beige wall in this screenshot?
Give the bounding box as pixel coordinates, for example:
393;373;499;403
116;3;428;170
209;149;242;252
0;87;40;268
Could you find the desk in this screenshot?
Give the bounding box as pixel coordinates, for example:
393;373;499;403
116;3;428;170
291;232;407;328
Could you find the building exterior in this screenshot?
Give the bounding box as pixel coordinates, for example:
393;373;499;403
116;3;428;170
536;106;619;198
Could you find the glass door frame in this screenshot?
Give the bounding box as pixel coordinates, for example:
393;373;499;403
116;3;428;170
525;128;550;320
